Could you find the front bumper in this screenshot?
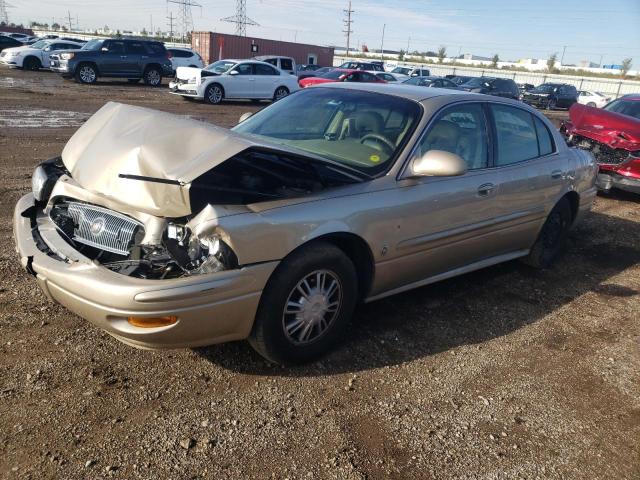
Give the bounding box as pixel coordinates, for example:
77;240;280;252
50;60;70;73
596;172;640;194
523;95;550;107
168;80;201;97
13;194;278;349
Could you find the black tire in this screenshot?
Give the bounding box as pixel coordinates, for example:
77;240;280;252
273;86;289;101
143;67;162;86
127;78;141;84
521;198;572;269
249;242;358;365
23;56;41;71
587;101;596;107
204;83;224;104
546;98;557;110
75;63;97;84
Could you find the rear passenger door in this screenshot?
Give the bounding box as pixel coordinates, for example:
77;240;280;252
488;103;567;253
124;41;148;76
254;63;281;98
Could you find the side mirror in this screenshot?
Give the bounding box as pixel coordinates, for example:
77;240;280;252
408;150;467;177
238;112;254;123
229;70;239;76
101;47;109;52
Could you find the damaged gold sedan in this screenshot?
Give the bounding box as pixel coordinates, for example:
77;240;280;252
14;84;598;364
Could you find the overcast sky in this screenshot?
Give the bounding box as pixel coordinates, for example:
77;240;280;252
9;0;640;65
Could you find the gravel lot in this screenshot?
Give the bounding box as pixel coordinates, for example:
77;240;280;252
0;68;638;480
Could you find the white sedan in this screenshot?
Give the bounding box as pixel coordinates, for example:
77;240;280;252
577;90;611;108
0;38;84;70
169;59;300;104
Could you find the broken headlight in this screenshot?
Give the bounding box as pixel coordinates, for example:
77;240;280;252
165;224;237;275
32;157;67;204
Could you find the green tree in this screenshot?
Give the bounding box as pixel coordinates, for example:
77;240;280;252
437;46;447;63
398;49;405;61
547;52;558;72
51;22;60;30
491;54;499;68
620;58;632;78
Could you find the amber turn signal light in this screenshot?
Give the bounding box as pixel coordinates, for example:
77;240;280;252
127;316;178;328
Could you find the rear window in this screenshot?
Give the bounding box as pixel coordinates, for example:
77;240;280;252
280;58;293;71
146;42;166;55
534;117;554;156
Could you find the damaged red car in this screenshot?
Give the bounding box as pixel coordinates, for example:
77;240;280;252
561;94;640;195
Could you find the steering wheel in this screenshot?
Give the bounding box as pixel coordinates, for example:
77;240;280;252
360;133;395;155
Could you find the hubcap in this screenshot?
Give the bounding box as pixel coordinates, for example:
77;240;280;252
147;70;160;85
275;88;287;100
209;86;222;103
282;269;342;345
80;66;95;83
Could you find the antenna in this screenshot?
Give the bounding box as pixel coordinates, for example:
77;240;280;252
343;1;354;55
167;0;202;42
221;0;259;37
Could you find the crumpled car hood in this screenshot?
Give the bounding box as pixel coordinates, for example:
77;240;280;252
567;103;640;151
61;102;259;217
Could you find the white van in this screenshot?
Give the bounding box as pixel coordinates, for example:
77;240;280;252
253;55;296;75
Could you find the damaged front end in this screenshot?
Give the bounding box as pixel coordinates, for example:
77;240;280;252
561;103;640;194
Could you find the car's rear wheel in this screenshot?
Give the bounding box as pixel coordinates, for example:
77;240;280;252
75;63;97;84
587;101;596;107
273;86;289;101
23;56;41;71
143;67;162;86
546;98;557;110
249;242;358;365
204;83;224;104
521;197;572;269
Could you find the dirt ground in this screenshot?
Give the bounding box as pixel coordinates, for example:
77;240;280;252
0;69;638;480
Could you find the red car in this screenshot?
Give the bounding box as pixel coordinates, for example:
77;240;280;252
299;69;386;88
561;95;640;195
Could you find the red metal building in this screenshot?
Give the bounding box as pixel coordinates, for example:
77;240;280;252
191;31;334;67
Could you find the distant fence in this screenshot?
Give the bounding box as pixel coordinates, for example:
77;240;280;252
32;29;189;48
335;56;640;100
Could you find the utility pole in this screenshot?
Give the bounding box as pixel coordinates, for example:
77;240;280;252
167;0;202;42
380;23;385;61
560;45;567;66
150;14;153;36
167;11;175;41
343;1;354;56
221;0;259;37
599;54;603;68
407;36;410;54
67;10;73;31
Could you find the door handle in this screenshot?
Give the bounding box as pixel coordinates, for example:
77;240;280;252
477;183;495;197
551;170;564;179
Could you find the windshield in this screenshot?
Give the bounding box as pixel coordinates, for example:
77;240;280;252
451;76;471;85
460;77;491;88
531;84;556;93
205;60;237;73
603;99;640;119
391;67;411;75
30;40;49;49
404;77;431;86
318;70;347;80
233;88;421;175
82;39;103;51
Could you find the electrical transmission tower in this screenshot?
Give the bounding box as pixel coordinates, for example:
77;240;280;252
343;1;354;55
221;0;258;37
0;0;12;25
167;0;201;43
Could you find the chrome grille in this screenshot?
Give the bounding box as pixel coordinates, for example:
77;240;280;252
63;202;143;255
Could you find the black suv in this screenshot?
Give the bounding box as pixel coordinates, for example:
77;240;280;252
0;35;23;52
50;38;173;86
459;77;520;100
522;83;578;110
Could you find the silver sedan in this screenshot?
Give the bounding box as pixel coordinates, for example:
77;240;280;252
14;84;598;364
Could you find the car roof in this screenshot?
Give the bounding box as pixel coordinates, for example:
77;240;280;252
619;94;640;101
169;46;194;51
314;82;474;102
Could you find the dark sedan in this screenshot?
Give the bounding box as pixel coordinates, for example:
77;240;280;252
403;76;461;90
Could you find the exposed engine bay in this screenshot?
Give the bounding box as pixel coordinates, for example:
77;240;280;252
566;135;634;165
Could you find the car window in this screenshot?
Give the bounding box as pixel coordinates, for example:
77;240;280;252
62;43;78;50
360;72;377;82
490;104;539;166
442;79;457;88
344;72;360;82
255;63;279;75
146;43;166;55
264;58;278;67
280;58;293;71
127;42;147;54
232;63;254;75
103;41;125;54
534;117;554;156
415;103;489;170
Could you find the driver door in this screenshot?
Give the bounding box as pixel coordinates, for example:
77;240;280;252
380;102;503;291
99;40;126;75
225;62;255;98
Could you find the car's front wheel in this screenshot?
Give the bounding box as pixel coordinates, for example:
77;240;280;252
546;98;557;110
273;86;289;101
249;242;358;365
23;56;41;71
587;101;596;107
522;197;572;268
143;67;162;86
75;63;97;84
204;83;224;104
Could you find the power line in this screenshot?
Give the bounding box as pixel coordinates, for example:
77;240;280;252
167;0;201;42
221;0;259;37
343;0;353;54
